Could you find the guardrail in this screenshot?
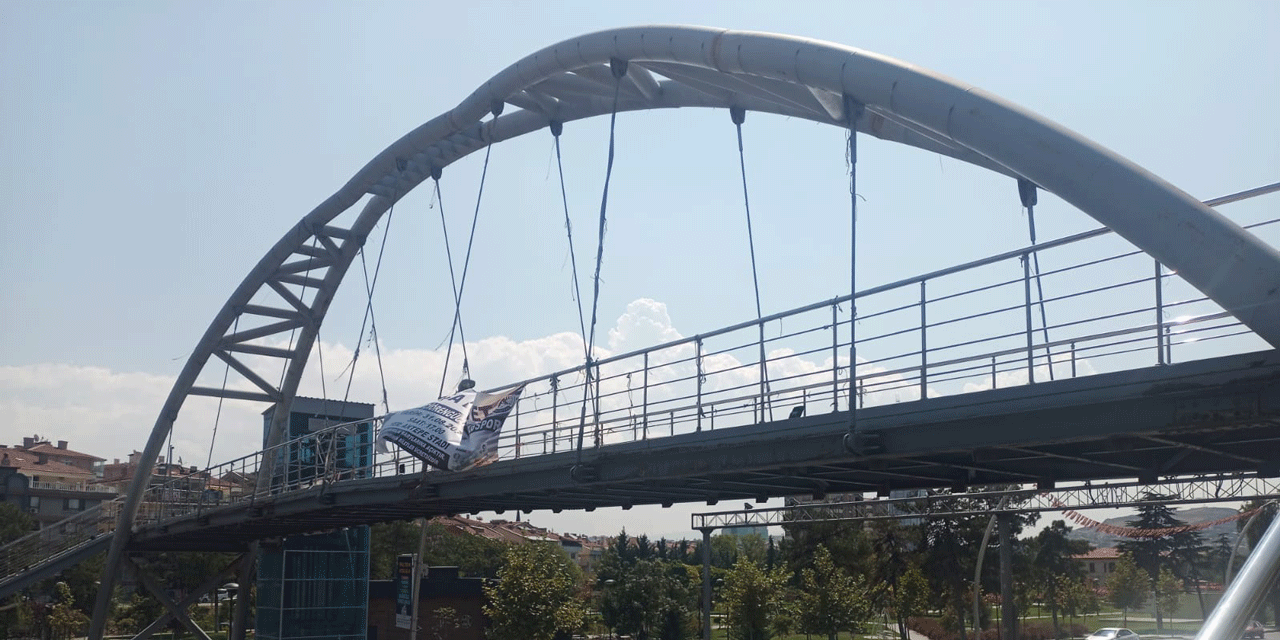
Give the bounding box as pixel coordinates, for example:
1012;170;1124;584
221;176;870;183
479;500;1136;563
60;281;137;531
3;186;1276;587
115;200;1280;531
0;503;115;587
29;481;118;494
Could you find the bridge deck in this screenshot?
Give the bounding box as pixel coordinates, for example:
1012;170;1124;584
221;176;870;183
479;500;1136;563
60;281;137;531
132;348;1280;552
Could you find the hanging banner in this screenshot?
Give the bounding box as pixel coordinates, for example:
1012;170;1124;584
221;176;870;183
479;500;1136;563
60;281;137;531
395;554;415;629
377;384;525;471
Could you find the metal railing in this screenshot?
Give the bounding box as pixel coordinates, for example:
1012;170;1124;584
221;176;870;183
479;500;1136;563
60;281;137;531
108;204;1280;529
28;481;118;494
0;502;115;587
3;185;1276;588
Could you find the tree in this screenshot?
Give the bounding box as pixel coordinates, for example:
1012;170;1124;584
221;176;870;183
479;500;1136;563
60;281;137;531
1116;494;1199;632
893;566;930;632
798;545;871;640
369;520;422;579
780;515;871;578
0;504;37;638
47;582;89;640
483;542;586;640
1054;576;1094;629
0;502;35;543
917;488;1039;640
597;531;696;640
1206;533;1234;581
419;522;510;577
867;519;920;640
1031;520;1090;639
707;532;769;570
1155;567;1182;630
1108;554;1148;626
602;559;694;640
722;557;790;640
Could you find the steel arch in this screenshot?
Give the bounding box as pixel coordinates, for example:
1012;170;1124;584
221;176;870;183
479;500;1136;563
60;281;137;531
92;25;1280;637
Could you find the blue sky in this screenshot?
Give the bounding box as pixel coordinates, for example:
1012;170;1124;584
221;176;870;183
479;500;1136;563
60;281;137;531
2;1;1277;538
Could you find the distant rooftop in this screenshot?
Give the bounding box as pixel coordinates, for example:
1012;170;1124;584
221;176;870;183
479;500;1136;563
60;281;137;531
1073;547;1121;560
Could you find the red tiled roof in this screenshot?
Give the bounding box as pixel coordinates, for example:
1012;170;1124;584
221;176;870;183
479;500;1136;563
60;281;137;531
1073;547;1122;560
21;442;105;461
1;451;95;477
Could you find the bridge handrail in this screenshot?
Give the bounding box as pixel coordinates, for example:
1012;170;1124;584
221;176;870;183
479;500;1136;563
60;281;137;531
481;181;1280;397
127;202;1279;522
7;185;1273;573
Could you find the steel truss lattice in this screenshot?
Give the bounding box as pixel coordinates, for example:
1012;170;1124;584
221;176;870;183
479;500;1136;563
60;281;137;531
692;473;1280;530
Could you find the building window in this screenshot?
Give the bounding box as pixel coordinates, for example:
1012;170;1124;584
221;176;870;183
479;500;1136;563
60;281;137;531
64;498;83;511
1108;562;1116;572
1089;562;1095;572
29;496;40;510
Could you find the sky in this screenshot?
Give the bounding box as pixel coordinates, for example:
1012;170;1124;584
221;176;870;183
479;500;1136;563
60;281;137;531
2;1;1278;540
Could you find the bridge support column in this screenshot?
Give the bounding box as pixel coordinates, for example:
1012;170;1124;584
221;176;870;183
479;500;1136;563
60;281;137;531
701;528;712;640
999;513;1017;640
231;545;256;640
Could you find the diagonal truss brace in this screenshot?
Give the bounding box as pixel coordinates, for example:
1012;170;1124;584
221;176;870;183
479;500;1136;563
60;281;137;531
127;553;250;640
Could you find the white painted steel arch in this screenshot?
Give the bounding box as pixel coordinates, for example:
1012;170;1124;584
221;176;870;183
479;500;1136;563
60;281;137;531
91;25;1280;637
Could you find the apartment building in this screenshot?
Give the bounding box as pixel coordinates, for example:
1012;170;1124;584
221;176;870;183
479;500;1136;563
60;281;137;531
0;437;115;529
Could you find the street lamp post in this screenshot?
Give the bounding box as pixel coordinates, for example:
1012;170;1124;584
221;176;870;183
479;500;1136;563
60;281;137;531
602;579;616;640
214;589;223;632
222;582;239;636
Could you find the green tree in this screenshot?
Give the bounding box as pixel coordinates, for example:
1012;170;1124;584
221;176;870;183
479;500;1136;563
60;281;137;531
722;557;789;640
483;542;585;640
47;582;89;640
597;531;696;640
419;522;510;578
706;532;769;570
917;489;1038;640
1154;567;1182;631
1032;521;1090;638
867;520;919;640
1116;494;1198;632
780;515;871;578
602;559;695;640
1054;576;1093;629
894;565;930;632
368;520;513;580
0;503;37;637
369;520;423;579
0;502;35;543
1108;554;1148;626
798;545;871;640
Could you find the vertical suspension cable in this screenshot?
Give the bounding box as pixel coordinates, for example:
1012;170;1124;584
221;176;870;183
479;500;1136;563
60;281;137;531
359;251;392;414
340;202;397;407
846;97;860;425
1019;179;1056;381
433;175;467;397
730;106;772;423
575;58;626;463
436;105;502;396
551;120;590;356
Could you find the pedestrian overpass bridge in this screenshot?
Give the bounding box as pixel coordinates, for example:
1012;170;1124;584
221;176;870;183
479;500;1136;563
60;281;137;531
3;25;1279;640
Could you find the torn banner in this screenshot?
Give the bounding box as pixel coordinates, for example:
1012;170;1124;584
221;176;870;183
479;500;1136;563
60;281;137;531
376;385;525;471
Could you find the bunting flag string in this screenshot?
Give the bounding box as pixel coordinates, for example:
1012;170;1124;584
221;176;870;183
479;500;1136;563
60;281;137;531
1045;494;1262;539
